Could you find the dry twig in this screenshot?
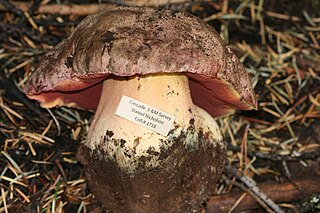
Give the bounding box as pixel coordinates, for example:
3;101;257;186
0;0;192;16
207;175;320;212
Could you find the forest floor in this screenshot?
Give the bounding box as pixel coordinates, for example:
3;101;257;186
0;0;320;212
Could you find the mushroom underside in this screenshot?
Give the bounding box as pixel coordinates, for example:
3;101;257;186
27;72;252;117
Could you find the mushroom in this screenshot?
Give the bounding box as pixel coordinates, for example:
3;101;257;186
25;6;256;213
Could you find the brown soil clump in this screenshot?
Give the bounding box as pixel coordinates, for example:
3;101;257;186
78;133;226;213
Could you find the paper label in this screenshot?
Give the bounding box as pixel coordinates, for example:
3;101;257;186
115;96;176;136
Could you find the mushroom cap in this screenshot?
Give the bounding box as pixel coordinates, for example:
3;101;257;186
25;6;257;117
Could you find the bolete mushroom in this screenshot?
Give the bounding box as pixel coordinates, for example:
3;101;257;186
25;6;256;213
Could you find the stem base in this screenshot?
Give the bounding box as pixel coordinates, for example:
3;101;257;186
78;131;226;213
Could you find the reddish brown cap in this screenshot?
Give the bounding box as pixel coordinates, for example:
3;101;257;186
25;6;257;117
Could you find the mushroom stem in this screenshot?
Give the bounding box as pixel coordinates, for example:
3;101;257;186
87;73;222;172
79;73;226;212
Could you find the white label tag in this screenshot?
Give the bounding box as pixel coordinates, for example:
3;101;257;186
115;96;176;136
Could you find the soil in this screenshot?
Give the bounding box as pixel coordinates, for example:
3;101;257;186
77;132;226;213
